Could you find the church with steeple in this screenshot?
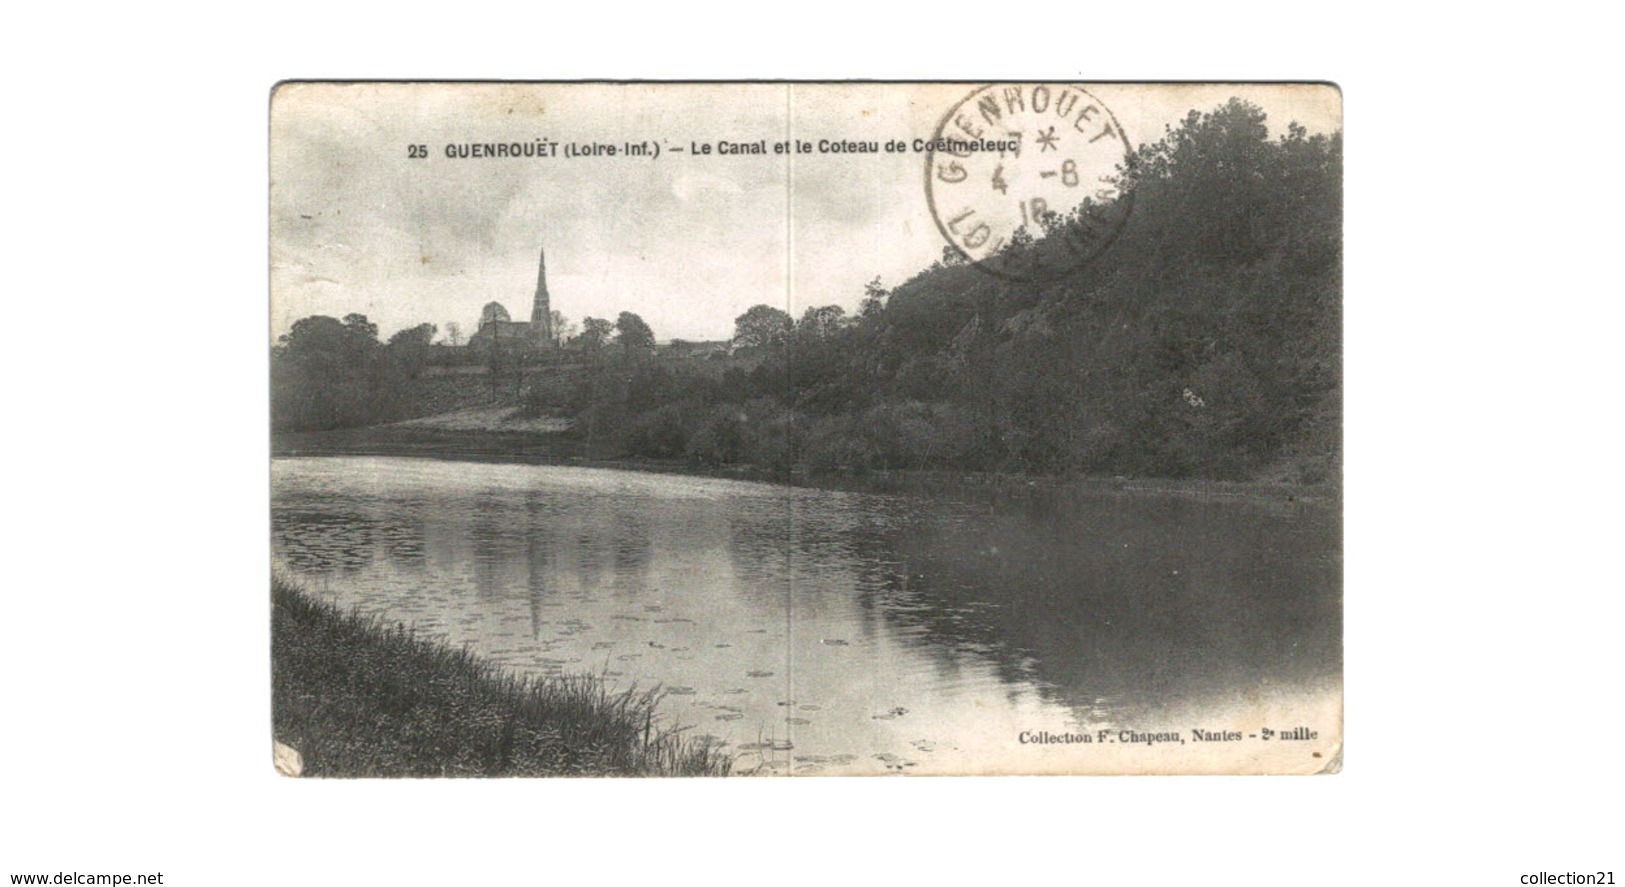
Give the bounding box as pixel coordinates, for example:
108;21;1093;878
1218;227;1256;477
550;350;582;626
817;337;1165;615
467;247;556;349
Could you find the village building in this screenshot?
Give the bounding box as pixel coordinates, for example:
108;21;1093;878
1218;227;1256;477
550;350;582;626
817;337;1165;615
467;248;555;350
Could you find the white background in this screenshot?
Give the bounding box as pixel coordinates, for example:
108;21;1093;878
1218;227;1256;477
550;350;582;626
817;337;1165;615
2;3;1620;885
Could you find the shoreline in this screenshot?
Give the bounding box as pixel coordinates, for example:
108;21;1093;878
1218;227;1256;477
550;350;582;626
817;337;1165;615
271;574;731;777
273;425;1339;508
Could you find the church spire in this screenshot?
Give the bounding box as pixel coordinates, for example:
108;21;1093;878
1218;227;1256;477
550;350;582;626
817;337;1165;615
531;247;552;346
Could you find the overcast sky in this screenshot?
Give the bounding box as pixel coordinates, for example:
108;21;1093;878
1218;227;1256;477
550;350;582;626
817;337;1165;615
270;83;1340;344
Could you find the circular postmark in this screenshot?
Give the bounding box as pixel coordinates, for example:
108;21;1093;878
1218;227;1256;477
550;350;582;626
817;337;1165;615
925;84;1135;282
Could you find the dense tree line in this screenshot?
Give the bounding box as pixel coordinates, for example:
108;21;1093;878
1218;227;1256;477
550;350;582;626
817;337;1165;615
271;303;658;432
271;314;436;430
275;99;1340;482
552;99;1341;482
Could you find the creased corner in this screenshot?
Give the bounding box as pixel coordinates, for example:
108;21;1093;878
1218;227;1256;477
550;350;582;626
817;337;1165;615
273;740;304;777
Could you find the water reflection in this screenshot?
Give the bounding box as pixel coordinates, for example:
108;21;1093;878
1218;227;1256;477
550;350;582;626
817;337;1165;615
271;457;1340;774
835;492;1341;724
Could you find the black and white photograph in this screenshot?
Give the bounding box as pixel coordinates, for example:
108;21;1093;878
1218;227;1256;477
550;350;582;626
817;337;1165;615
6;9;1623;883
270;82;1342;776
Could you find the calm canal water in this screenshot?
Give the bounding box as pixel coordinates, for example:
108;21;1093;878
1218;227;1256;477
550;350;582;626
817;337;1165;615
271;456;1340;775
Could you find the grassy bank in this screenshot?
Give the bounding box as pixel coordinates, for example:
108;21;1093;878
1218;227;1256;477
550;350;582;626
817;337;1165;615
271;575;731;777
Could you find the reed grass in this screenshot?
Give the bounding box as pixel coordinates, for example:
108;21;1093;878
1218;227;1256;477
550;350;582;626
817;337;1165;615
271;575;731;777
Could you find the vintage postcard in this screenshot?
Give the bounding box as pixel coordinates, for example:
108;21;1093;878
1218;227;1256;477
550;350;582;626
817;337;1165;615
270;82;1342;776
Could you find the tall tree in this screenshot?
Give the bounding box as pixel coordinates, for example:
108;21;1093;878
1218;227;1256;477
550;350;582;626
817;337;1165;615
386;322;437;379
732;304;792;351
272;314;385;430
576;317;614;356
550;309;576;346
859;277;889;321
614;311;656;359
797;305;847;339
